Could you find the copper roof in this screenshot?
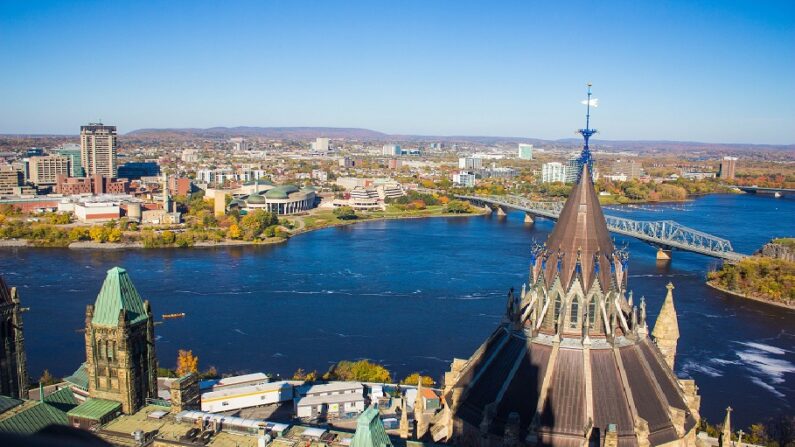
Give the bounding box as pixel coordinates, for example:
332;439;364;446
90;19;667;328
542;162;615;292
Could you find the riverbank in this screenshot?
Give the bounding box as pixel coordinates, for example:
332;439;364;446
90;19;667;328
705;280;795;310
0;205;489;250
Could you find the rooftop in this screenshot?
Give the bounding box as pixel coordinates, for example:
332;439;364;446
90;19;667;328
91;267;149;327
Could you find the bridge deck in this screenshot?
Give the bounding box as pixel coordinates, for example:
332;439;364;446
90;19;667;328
457;195;746;261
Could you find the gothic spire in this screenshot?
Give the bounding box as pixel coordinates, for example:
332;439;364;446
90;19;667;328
652;282;680;369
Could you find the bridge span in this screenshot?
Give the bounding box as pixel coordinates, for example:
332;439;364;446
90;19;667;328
457;194;747;262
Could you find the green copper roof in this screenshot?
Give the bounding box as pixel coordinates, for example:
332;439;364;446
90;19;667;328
264;184;299;199
42;387;78;413
91;267;149;327
0;388;77;434
351;406;393;447
64;363;89;391
67;398;121;421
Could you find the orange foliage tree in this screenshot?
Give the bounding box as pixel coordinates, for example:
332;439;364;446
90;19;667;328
176;349;199;376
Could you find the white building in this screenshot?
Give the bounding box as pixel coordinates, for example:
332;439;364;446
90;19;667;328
518;144;534;160
230;137;248;151
453;171;476;187
311;169;328;181
311;137;330;151
181;149;199;163
73;201;121;223
295;382;366;420
339;157;355;168
542;162;567;183
458;157;483;170
201;381;293;413
382;144;401;156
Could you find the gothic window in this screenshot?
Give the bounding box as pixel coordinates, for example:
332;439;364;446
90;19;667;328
588;298;597;328
569;299;579;328
98;340;105;359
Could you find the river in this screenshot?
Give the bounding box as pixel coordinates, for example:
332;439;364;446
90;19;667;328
0;193;792;427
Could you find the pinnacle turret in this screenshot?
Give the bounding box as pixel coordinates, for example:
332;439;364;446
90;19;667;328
652;282;680;369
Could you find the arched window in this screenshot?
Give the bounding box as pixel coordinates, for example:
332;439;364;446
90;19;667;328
588;298;597;328
570;299;579;328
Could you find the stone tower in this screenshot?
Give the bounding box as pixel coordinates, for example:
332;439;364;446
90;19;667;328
85;267;157;414
0;275;27;399
652;282;680;370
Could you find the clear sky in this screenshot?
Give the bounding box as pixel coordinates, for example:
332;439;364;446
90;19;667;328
1;0;793;143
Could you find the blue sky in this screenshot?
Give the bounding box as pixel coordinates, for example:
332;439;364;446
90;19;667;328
1;0;793;143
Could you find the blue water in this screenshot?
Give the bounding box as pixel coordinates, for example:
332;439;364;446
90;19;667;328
0;193;793;427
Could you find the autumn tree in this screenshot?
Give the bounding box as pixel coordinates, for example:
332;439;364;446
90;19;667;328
333;206;357;220
400;372;436;387
38;369;59;386
323;360;391;383
176;349;199;376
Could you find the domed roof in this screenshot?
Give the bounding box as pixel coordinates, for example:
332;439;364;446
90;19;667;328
264;185;299;199
246;194;268;204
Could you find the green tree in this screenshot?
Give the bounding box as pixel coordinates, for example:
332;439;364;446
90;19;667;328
240;209;278;240
446;200;472;214
333;206;357;220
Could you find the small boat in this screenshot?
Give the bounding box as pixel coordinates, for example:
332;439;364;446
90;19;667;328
162;312;186;320
774;192;782;198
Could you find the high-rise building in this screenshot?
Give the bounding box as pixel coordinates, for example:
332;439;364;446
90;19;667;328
311;137;330;151
84;267;157;414
80;123;118;177
230;137;248;151
611;159;643;179
719;156;738;180
541;162;566;183
56;143;85;177
382;144;401;156
565;154;582;183
0;275;28;399
0;168;34;195
518;143;534;160
458;157;483;170
28;155;71;185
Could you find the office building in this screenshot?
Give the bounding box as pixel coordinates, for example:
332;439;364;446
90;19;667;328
541;162;567;183
311;137;330;151
382;144;401;156
458;157;483;170
84;267;157;414
27;155;71;185
0;169;35;195
565;154;582;183
453;171;476;187
117;162;160;180
339;157;355;168
80;123;118;177
230;137;248;151
719;156;738;180
56;143;85;177
518;143;534;160
611;159;643;179
181;149;199;163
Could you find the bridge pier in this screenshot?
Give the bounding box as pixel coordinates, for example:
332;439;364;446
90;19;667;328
524;212;535;224
496;206;507;217
656;248;672;261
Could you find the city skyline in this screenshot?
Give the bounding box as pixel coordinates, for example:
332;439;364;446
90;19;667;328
1;1;794;144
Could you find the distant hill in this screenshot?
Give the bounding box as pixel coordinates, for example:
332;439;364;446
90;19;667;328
125;126;388;140
120;126;794;152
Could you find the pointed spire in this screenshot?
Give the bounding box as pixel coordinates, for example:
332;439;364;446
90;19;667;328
91;267;149;327
652;282;680;370
720;406;733;447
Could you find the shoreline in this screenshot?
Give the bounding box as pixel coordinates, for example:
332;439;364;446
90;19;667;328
705;280;795;310
0;207;489;250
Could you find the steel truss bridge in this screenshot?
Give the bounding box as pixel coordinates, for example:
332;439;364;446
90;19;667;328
457;195;746;261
